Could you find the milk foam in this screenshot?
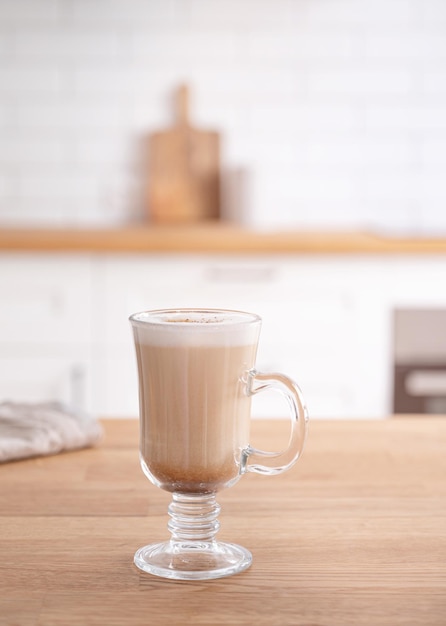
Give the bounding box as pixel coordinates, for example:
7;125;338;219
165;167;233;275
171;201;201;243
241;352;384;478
130;309;261;347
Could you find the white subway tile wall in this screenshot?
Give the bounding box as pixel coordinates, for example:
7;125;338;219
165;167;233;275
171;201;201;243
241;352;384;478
0;0;445;232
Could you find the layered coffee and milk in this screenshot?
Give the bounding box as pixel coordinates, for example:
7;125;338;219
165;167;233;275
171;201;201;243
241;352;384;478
131;311;260;494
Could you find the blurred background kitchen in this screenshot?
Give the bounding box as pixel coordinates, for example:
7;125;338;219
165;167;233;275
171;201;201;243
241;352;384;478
1;0;446;420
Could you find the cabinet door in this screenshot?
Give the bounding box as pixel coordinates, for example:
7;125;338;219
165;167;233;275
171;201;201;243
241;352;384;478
96;254;286;346
95;254;361;418
95;255;284;416
0;254;93;411
0;350;91;412
90;346;139;417
0;254;92;345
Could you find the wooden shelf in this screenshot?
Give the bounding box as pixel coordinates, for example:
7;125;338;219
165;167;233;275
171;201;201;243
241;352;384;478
1;224;446;254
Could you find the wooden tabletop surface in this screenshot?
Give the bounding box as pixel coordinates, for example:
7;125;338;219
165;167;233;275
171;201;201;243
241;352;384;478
1;417;445;626
2;225;446;254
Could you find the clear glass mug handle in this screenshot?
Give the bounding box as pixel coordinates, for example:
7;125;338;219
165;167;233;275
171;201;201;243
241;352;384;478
241;369;309;475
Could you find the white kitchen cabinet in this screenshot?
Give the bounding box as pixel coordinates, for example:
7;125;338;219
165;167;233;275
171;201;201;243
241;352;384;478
0;255;92;344
1;251;446;419
93;253;391;418
95;254;295;417
0;349;92;411
96;254;358;418
0;255;93;410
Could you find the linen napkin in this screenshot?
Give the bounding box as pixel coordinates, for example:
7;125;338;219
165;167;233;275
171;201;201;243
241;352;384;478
0;401;102;463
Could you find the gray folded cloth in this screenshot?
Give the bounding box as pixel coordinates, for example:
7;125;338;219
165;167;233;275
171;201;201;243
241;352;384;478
0;401;103;463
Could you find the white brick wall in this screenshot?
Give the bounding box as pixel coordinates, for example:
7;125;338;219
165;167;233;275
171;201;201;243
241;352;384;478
0;0;445;233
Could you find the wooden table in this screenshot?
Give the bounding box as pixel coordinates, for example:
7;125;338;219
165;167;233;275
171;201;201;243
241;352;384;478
1;418;445;625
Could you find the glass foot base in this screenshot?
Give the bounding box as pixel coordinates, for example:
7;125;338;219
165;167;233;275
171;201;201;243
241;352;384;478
134;540;252;580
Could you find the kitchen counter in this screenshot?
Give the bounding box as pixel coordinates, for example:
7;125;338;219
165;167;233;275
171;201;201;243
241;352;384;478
2;225;446;254
1;417;445;625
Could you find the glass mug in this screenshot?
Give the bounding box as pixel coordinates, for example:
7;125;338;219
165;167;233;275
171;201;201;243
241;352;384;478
130;308;308;580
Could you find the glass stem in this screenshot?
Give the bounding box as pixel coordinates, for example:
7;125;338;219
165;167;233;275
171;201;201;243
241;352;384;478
167;493;221;544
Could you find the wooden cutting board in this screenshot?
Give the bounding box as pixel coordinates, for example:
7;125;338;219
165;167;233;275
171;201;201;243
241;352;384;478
147;85;220;223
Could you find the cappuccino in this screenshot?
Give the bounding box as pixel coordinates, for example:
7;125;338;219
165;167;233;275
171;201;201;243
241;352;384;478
130;308;308;580
132;311;260;493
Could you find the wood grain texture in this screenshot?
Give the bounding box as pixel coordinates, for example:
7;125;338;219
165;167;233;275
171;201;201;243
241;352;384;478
2;225;446;254
147;85;220;223
1;417;445;625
